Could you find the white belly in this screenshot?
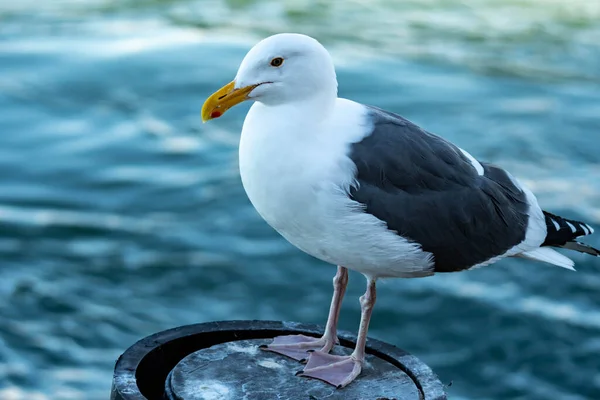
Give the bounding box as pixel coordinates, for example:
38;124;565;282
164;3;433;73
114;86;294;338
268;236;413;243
238;100;433;278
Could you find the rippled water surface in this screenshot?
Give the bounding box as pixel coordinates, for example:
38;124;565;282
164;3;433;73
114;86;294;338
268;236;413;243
1;1;600;399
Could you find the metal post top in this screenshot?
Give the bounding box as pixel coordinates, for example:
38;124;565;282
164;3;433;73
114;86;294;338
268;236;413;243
111;320;447;400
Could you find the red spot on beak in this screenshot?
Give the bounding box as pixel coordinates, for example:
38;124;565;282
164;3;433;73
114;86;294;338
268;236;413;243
211;110;222;119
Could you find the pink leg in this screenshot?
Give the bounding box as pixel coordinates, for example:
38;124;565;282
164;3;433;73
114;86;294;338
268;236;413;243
298;277;377;388
261;266;349;361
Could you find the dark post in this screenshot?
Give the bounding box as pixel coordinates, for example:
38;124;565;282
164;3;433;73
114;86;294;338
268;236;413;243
111;320;447;400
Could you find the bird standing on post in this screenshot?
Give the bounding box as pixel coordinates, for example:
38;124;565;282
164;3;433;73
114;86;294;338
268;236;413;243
201;33;599;388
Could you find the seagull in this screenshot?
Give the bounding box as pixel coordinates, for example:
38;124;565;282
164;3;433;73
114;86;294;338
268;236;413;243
201;33;599;388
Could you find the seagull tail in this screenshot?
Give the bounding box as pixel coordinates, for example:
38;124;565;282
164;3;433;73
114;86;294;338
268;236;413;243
519;248;575;270
559;241;600;257
541;211;599;257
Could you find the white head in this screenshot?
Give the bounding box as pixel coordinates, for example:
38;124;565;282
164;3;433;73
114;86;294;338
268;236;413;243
202;33;338;121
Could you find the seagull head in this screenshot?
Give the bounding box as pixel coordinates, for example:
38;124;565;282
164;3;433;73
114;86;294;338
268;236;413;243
201;33;337;122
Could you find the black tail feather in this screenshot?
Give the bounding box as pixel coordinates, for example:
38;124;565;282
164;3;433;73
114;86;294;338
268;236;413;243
559;241;600;257
542;211;599;256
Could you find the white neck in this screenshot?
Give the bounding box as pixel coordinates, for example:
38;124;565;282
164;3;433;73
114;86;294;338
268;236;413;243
257;88;337;126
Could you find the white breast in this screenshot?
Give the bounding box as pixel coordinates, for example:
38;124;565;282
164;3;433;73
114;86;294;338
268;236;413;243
238;99;434;278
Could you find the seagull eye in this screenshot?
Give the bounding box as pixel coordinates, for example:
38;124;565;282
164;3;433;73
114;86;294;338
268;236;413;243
270;57;284;67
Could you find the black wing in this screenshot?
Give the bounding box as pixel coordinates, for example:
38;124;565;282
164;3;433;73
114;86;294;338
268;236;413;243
349;106;529;272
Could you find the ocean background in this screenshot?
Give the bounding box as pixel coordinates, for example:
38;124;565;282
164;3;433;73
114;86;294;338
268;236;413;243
1;1;600;399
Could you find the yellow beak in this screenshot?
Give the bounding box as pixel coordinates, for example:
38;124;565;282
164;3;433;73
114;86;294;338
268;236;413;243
201;81;258;122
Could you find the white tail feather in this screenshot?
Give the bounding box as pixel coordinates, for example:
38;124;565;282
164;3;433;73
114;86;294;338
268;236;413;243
518;248;575;271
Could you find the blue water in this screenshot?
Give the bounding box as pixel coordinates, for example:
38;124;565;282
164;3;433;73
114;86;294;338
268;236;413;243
1;1;600;399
